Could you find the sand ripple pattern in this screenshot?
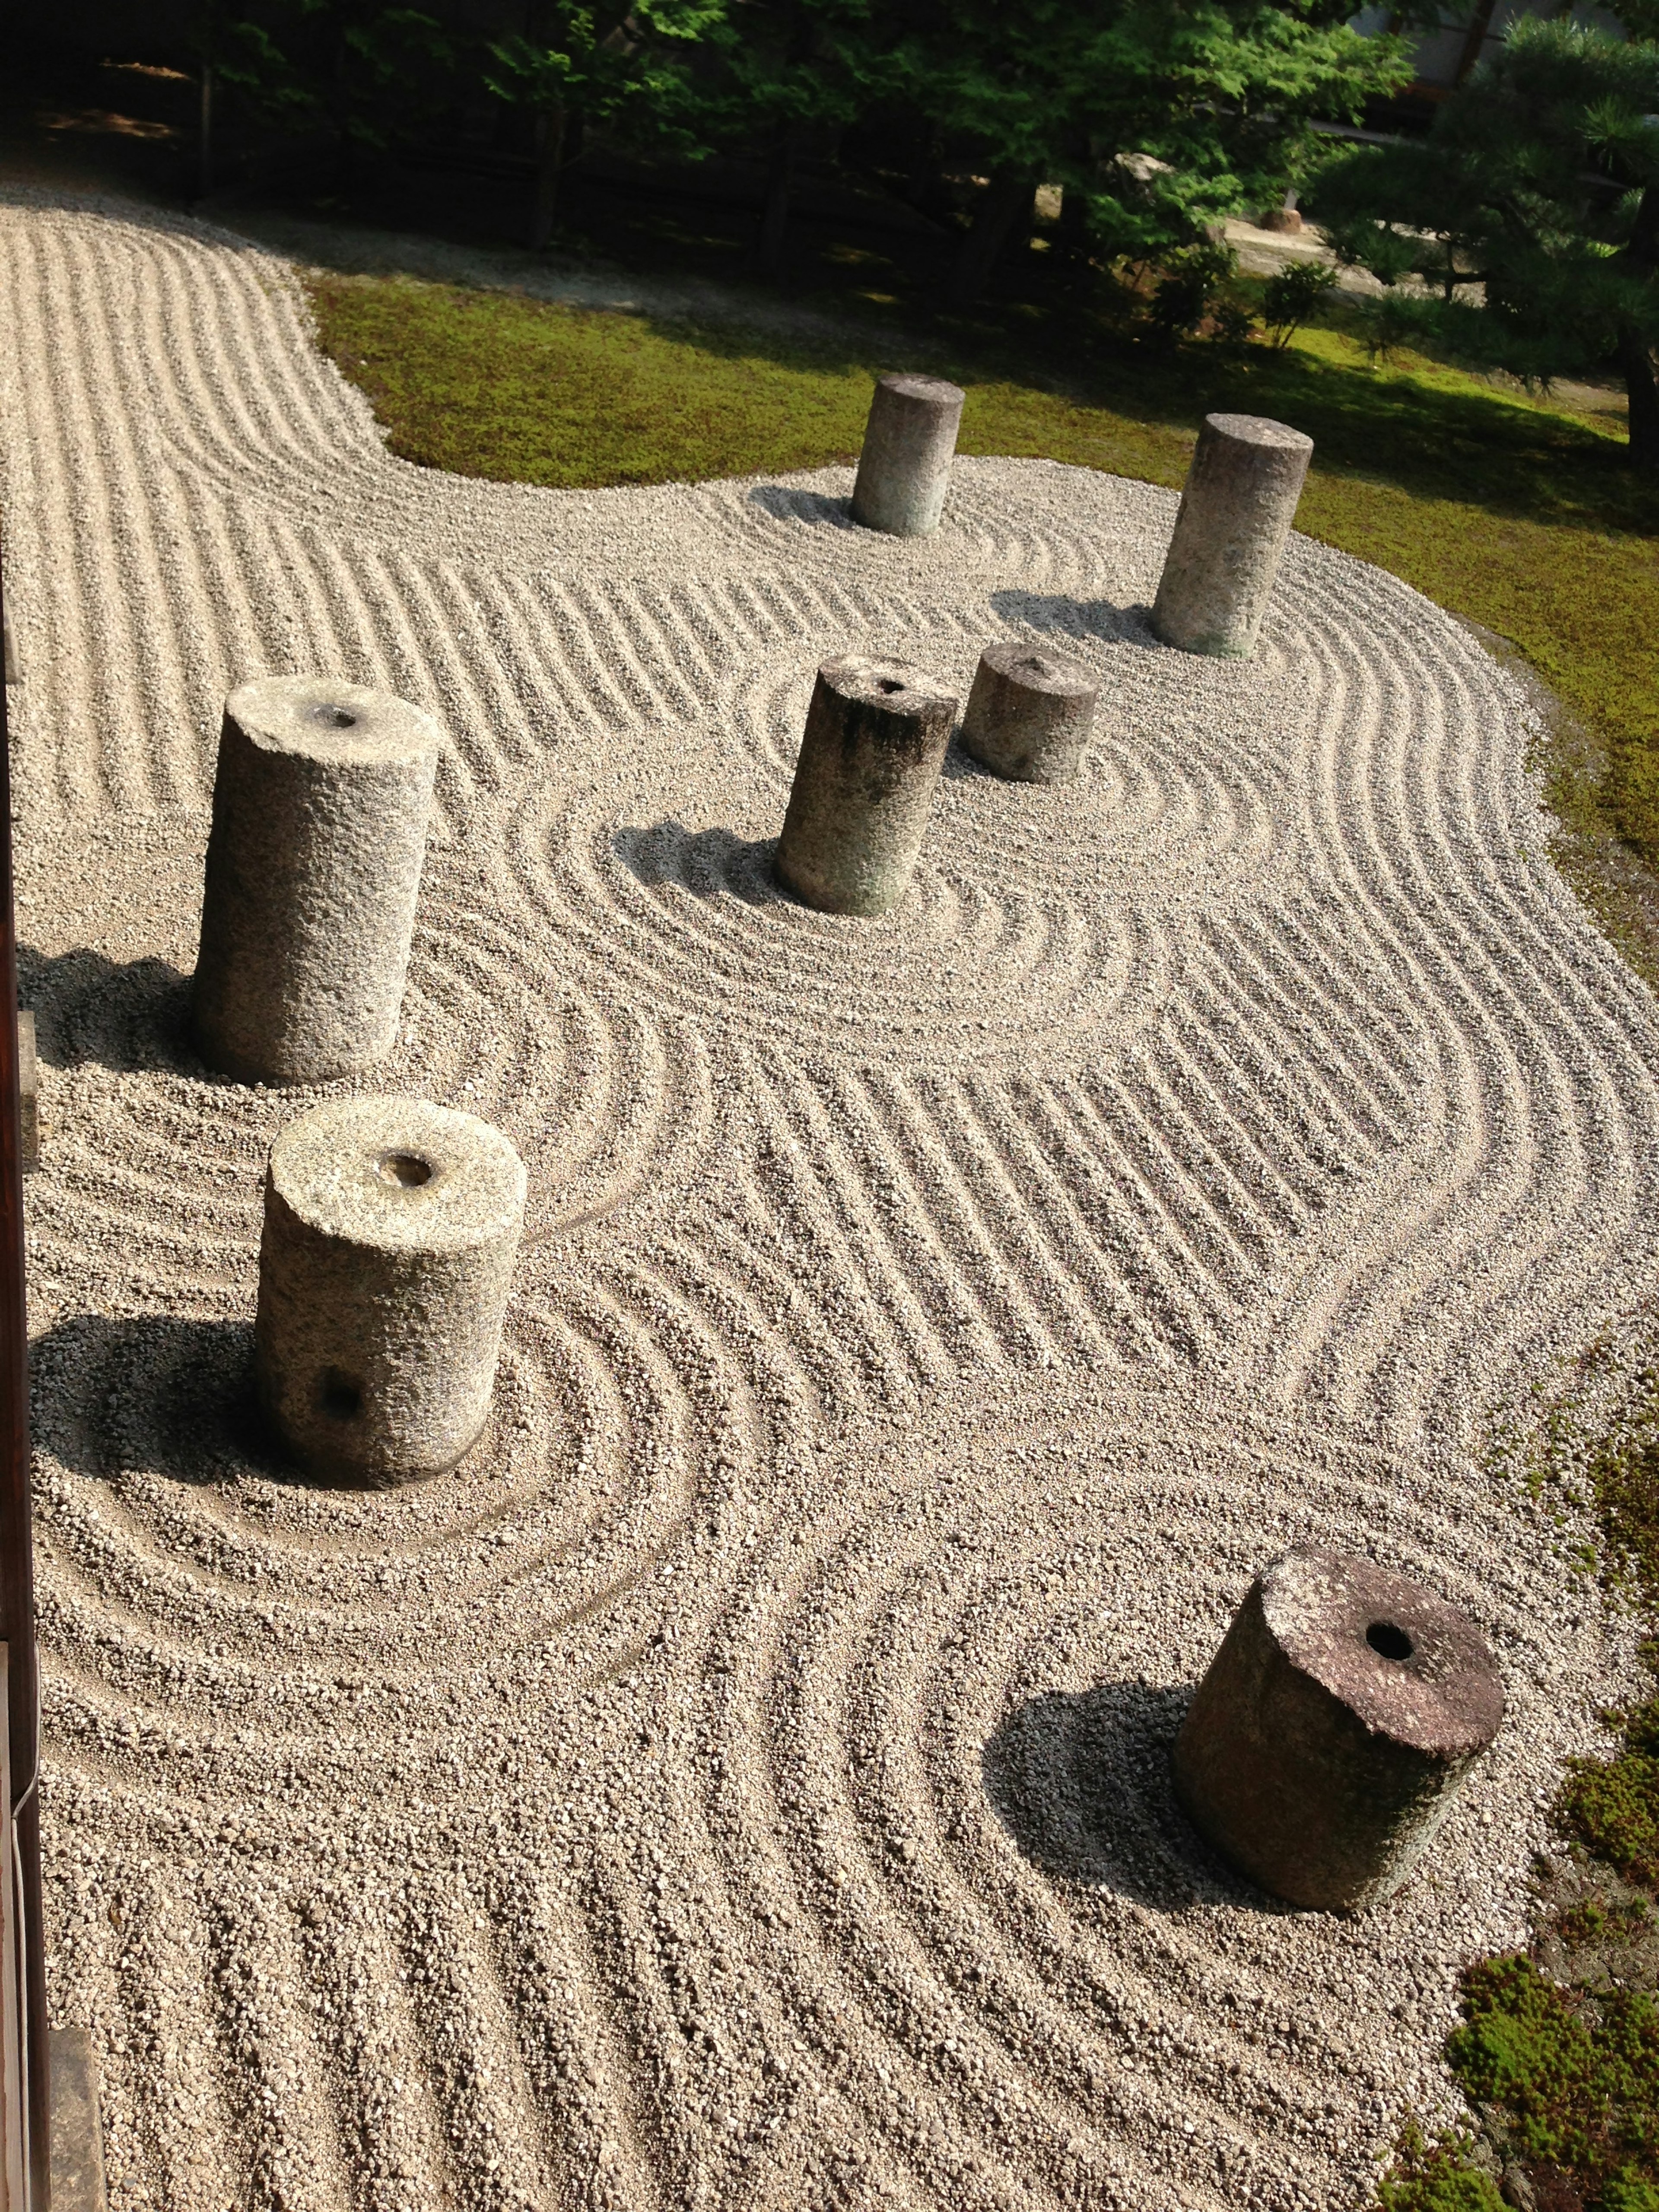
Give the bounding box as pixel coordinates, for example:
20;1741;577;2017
30;1355;1604;2212
3;188;1659;2212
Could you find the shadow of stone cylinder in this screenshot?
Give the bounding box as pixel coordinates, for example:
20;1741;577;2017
775;657;957;916
192;677;440;1084
1152;412;1313;659
254;1094;525;1484
851;372;965;537
960;641;1098;783
1172;1546;1504;1911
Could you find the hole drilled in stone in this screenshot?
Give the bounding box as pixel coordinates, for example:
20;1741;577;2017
1366;1619;1414;1662
1017;655;1056;680
378;1150;433;1188
318;1369;363;1421
314;705;357;730
875;678;906;696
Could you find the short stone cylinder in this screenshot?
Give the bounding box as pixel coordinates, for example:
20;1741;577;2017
254;1095;526;1484
1151;412;1313;660
960;641;1098;784
851;373;966;537
775;657;958;917
1172;1546;1504;1912
193;677;441;1085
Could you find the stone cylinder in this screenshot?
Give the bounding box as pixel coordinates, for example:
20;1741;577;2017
775;657;957;917
193;677;441;1084
254;1095;526;1484
1172;1547;1504;1912
960;642;1098;784
1151;412;1313;660
851;373;966;537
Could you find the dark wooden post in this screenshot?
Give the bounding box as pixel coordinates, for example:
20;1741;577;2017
0;549;49;2209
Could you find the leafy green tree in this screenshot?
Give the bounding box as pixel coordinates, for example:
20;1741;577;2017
1260;256;1335;347
880;0;1412;302
693;0;874;273
1312;16;1659;470
486;0;726;249
184;0;455;193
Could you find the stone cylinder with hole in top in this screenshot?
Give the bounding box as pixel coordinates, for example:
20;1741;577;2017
1151;412;1314;660
775;656;957;917
851;373;966;537
254;1095;525;1484
1172;1546;1504;1912
192;677;441;1085
960;641;1098;784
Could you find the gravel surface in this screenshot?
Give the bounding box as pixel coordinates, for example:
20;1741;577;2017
0;183;1654;2212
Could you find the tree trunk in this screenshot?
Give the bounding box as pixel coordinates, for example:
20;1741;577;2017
1619;330;1659;472
198;62;214;201
530;106;567;250
1056;183;1091;261
1618;183;1659;469
757;129;799;277
950;174;1035;305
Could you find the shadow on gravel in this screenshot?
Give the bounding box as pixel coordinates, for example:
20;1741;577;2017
981;1682;1287;1913
32;1313;317;1492
19;945;207;1079
747;483;858;530
989;590;1158;650
614;819;785;904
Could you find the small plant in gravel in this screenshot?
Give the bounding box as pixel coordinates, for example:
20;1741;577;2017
1379;2123;1506;2211
1261;258;1336;350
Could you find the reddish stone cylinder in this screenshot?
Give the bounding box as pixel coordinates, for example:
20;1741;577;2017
1173;1547;1504;1911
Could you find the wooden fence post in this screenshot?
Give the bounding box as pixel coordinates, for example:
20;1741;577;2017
0;544;51;2209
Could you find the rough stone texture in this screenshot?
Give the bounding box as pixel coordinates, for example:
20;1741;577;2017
192;677;440;1084
850;373;966;538
18;1008;38;1172
960;641;1098;783
50;2025;108;2212
254;1095;525;1483
774;656;957;915
1173;1546;1506;1911
1152;412;1314;660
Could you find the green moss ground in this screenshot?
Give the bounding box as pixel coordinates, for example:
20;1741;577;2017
303;265;1659;2208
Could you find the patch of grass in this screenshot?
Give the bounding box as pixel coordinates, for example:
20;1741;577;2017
308;271;1659;888
1379;2123;1508;2211
1447;1956;1659;2202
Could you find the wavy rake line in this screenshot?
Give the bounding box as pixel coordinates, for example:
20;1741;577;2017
0;219;169;814
820;1065;1077;1376
1254;554;1659;1433
700;460;1160;604
486;1856;666;2212
31;1237;787;1817
91;1866;241;2212
390;1879;565;2212
206;1894;358;2212
505;782;1176;1074
669;1401;1572;2212
298;1901;455;2212
21;864;715;1322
